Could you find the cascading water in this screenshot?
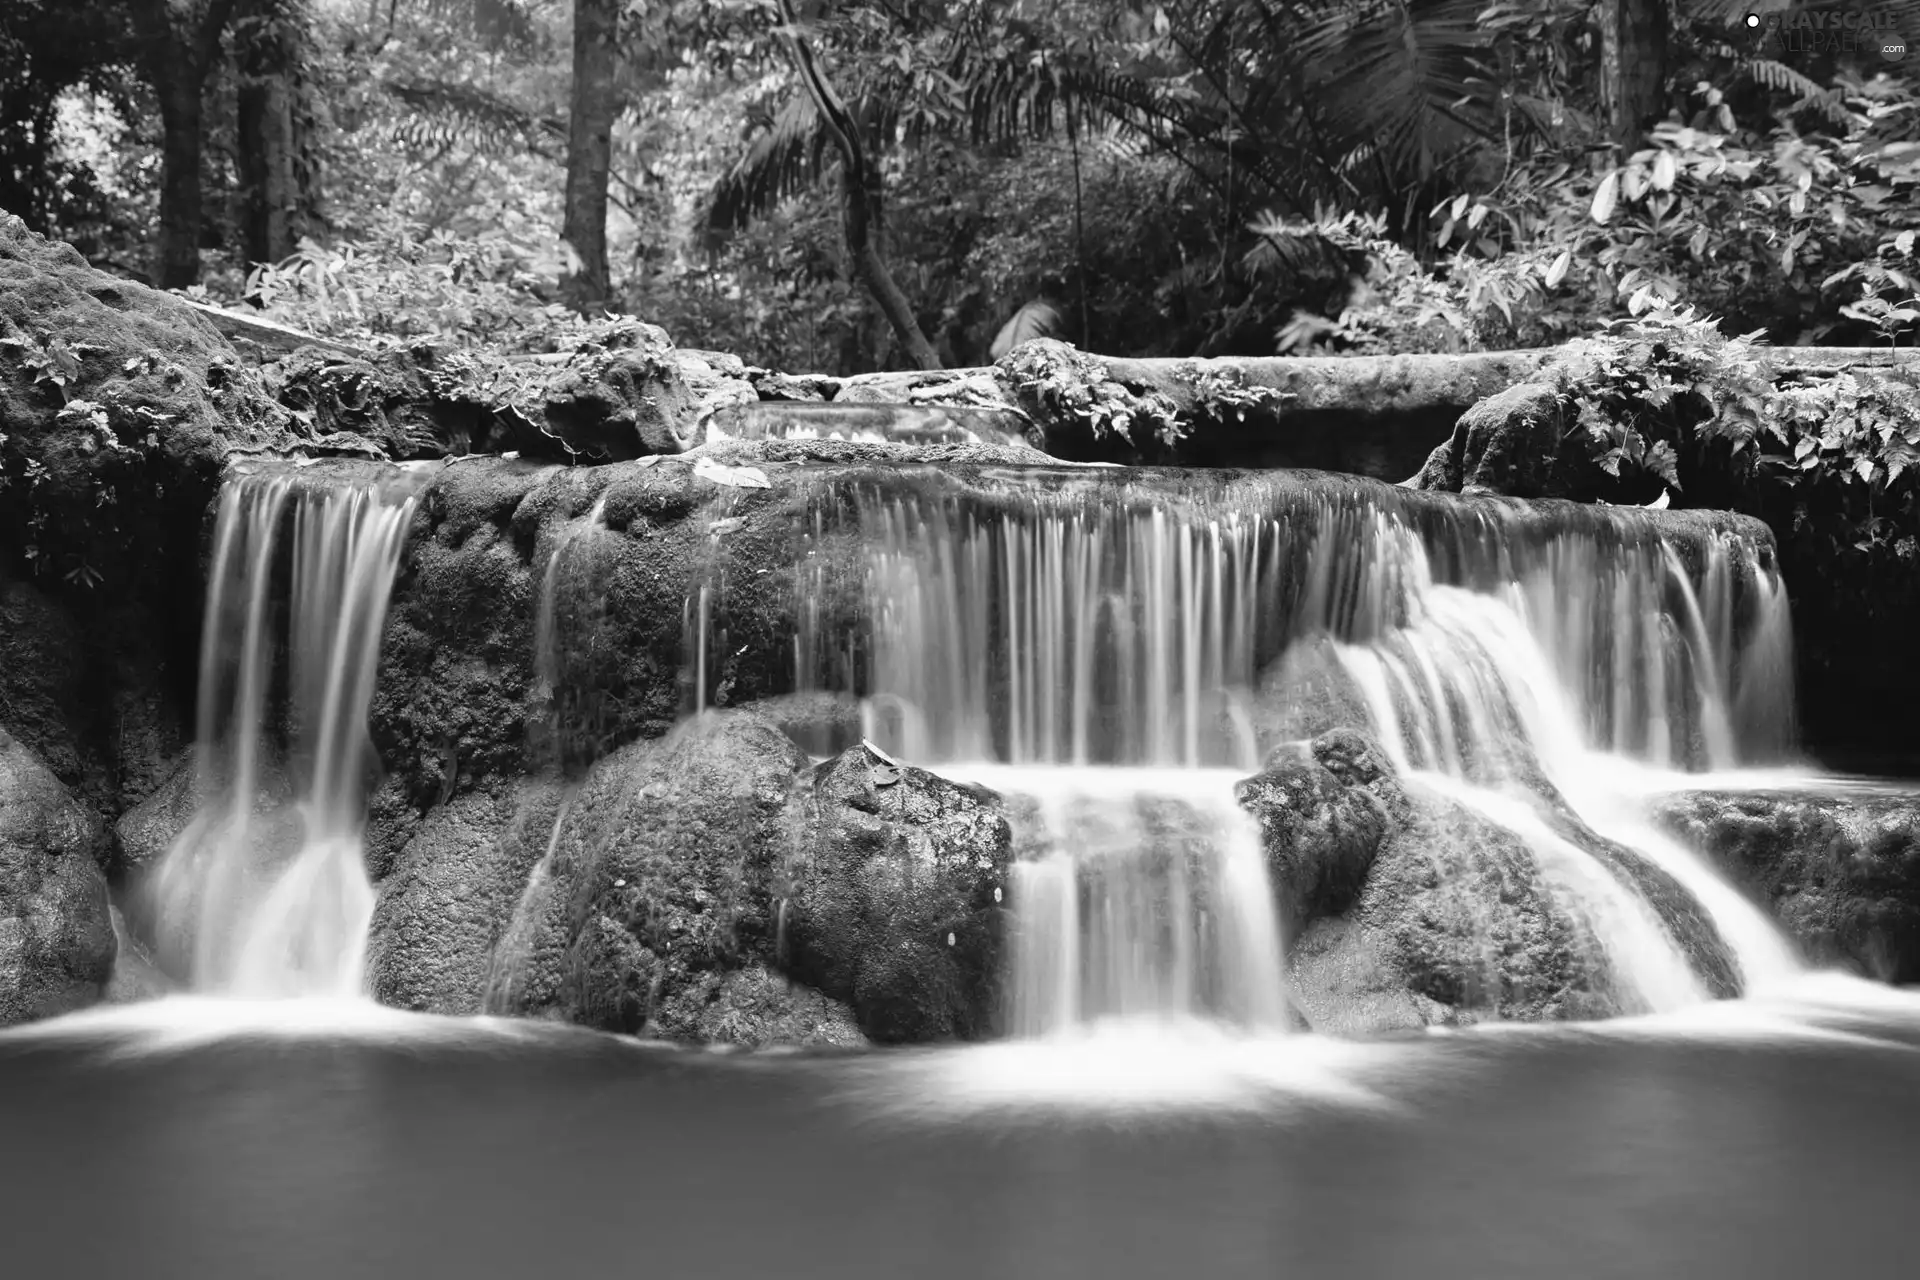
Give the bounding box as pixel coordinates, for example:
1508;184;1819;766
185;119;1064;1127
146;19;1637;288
483;493;607;1013
796;487;1294;1036
794;472;1803;1034
1326;519;1802;995
148;469;417;999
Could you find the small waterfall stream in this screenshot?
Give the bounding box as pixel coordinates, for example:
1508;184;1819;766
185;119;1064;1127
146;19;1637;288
148;470;417;998
795;475;1802;1034
483;493;608;1012
140;457;1801;1031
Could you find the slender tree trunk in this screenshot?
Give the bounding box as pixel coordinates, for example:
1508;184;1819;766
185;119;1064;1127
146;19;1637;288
136;0;240;289
561;0;619;312
777;0;939;371
153;73;210;289
236;1;304;265
1599;0;1668;150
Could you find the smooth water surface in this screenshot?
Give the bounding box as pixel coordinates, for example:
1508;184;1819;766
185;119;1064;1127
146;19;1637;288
4;976;1919;1279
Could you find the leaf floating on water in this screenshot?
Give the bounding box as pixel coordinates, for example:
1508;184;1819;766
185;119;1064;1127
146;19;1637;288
692;456;771;489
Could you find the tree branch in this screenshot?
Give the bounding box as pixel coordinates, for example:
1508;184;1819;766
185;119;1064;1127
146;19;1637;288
775;0;940;370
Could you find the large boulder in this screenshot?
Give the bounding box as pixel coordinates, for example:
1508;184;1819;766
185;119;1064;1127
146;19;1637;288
1235;729;1393;943
537;333;703;462
481;710;865;1043
365;778;564;1014
263;345;496;459
0;578;189;818
781;742;1014;1043
371;462;544;806
0;219;352;824
0;579;90;790
368;455;850;810
1245;729;1737;1034
1432;382;1580;499
1289;778;1618;1031
1650;786;1920;981
0;728;115;1024
0;215;301;589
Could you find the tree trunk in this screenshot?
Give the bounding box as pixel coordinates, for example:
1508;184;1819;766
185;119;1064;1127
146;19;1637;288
777;0;940;371
136;0;240;289
153;72;210;290
1598;0;1668;150
235;1;307;266
561;0;619;312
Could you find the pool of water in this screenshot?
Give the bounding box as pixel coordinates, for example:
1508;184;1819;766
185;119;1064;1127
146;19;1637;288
4;975;1919;1279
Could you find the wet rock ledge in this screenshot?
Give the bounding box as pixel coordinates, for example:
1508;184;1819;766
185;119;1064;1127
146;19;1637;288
1650;786;1920;982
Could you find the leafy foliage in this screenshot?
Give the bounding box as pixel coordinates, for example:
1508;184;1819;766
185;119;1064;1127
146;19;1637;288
3;0;1916;375
1537;308;1920;571
236;216;573;347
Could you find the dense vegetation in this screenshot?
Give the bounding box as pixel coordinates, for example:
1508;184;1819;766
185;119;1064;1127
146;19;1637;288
2;0;1913;375
3;0;1917;608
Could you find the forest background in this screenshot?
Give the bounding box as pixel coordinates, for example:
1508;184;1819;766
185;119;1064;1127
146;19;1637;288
1;0;1915;374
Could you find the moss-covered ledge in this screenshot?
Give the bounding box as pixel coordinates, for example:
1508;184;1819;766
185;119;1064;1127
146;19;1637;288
814;339;1919;480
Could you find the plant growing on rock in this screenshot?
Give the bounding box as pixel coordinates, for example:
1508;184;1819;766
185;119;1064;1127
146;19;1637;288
1484;307;1920;579
1545;307;1771;502
1001;337;1184;450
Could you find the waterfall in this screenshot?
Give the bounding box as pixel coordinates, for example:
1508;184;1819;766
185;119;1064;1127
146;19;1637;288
794;473;1801;1033
1327;537;1801;996
987;767;1288;1034
483;494;607;1012
148;471;417;999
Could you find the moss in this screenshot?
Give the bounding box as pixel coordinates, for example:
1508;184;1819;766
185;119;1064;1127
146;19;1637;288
781;742;1013;1043
1652;789;1920;981
0;728;115;1025
998;337;1184;457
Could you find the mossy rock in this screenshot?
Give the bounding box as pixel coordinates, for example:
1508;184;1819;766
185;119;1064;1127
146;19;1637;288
0;728;115;1025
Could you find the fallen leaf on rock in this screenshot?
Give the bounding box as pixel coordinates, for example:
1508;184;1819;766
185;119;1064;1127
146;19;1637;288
692;456;771;488
861;738;903;767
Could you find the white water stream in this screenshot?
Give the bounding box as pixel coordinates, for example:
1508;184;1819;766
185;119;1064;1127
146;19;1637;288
800;480;1805;1033
149;471;417;998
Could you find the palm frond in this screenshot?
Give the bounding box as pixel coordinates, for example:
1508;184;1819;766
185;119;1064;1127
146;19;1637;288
378;76;564;157
702;86;912;234
1745;59;1856;128
706;94;835;233
1291;0;1499;179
